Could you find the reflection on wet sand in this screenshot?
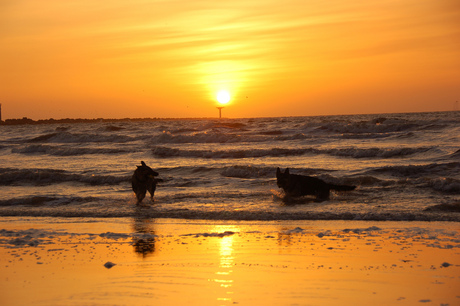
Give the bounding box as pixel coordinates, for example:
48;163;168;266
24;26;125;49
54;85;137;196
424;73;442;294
132;208;156;257
0;219;459;305
211;226;237;304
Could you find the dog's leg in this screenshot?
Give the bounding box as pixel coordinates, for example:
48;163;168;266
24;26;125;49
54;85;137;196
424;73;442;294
147;179;157;203
134;187;147;204
132;175;145;204
282;193;293;204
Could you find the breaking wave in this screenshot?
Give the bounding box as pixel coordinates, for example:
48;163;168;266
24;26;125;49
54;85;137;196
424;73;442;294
367;162;460;178
424;177;460;194
0;196;100;207
220;165;275;178
27;132;134;143
0;196;458;221
150;131;248;144
0;168;128;186
310;116;450;135
12;145;129;156
450;149;460;159
152;145;435;159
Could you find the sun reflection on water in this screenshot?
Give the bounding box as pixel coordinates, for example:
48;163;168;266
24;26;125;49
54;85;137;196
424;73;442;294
219;235;234;269
209;225;238;303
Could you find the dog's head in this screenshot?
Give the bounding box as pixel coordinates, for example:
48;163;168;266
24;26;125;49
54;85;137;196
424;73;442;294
276;167;290;189
135;161;159;180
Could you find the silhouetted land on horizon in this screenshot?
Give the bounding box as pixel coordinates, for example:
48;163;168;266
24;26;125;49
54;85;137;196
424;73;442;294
1;110;458;126
0;117;221;125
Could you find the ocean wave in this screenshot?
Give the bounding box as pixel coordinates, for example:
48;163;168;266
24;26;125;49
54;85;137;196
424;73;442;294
368;162;460;178
326;174;459;191
151;131;246;144
99;125;125;132
310;115;452;136
450;149;460;159
0;168;128;186
423;177;460;194
424;202;460;212
332;175;386;187
313;118;418;135
0;204;458;221
325;147;433;158
150;121;252;144
274;133;318;141
12;145;129;156
202;121;247;130
151;130;317;144
0;196;100;207
55;126;70;132
160;177;215;188
27;132;134;143
221;165;275;178
170;127;199;134
261;130;283;135
152;146;308;159
152;145;434;159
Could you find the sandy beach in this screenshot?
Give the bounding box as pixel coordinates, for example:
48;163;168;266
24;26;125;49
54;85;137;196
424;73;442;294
0;217;458;305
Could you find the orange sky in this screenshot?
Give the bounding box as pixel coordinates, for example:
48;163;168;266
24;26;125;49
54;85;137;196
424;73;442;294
1;0;459;119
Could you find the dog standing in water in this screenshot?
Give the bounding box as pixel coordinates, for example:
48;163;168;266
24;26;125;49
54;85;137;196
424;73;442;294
132;161;161;204
276;167;355;201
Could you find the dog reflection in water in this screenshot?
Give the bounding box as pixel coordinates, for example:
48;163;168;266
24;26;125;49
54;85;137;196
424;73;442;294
132;161;162;204
132;212;156;257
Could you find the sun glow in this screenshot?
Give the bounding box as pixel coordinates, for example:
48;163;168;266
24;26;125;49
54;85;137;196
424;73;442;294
1;1;458;119
216;90;231;105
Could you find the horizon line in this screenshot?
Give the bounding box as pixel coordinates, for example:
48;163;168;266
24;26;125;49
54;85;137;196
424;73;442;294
1;109;458;125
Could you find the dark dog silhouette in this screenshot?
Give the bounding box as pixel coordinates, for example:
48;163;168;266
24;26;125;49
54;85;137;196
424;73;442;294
132;161;161;204
276;167;355;201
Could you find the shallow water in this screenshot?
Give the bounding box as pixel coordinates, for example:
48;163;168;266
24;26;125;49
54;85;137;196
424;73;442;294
1;111;459;221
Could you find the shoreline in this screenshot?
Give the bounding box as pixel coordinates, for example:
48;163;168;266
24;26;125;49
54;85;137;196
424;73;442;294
1;217;459;305
1;207;459;222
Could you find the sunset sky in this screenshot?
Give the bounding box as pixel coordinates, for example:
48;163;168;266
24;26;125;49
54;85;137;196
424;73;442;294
1;0;459;119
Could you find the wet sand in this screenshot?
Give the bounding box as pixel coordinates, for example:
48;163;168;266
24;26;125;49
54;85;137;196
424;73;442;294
0;217;459;305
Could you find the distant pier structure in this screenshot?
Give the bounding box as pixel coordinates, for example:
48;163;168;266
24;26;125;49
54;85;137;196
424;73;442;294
216;106;224;119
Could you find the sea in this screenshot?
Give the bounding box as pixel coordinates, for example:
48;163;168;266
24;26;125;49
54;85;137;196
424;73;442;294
0;111;459;222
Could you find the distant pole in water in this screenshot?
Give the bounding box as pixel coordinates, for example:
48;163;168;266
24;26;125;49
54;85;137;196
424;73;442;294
216;107;224;119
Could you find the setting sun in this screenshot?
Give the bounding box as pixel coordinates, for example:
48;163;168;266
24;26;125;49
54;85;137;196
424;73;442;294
216;90;231;105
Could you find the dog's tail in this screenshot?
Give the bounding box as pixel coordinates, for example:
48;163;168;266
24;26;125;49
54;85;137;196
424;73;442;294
329;184;356;191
